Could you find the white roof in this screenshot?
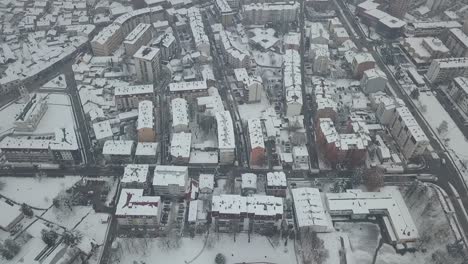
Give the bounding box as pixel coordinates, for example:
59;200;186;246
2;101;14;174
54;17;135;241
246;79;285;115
293;146;309;157
153;165;188;187
134;46;160;61
266;171;287;187
0;199;22;229
50;127;79;151
92;23;120;45
93;120;113;140
138;100;154;129
114;6;163;25
0;128;78;151
114;84;153;96
327;188;418;242
122;164;149;184
353;52;375;64
199;174;214;190
212;195;283;216
215;0;232;13
319;118;338;143
291;188;332;229
171;132;192;158
379;16;406;28
169;81;207;92
102;140;134;155
115;189;160;217
216;111;235;149
135;142;158;156
243;2;299;11
124;23;151;45
187;7;209;50
363;68;387;80
241;173;257;189
248;119;264;149
188;199;206;222
171;98;189;128
450;28;468;48
433;57;468;69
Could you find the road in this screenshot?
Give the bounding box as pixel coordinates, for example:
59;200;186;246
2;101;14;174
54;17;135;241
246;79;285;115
334;0;468;236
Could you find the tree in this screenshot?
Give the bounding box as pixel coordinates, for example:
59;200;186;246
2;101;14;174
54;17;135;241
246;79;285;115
215;253;226;264
1;239;21;260
437;120;448;135
21;203;34;217
410;88;420;99
41;229;59;247
301;232;329;264
62;230;82;246
364;167;385;191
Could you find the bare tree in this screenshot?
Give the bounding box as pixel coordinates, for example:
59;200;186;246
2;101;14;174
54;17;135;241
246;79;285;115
437;121;448;135
364;167;385;191
301;231;329;264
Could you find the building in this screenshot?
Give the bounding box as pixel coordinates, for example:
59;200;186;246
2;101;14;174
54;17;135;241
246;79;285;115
198;174;214;200
170;132;192;164
124;23;153;56
426;0;448;11
426;57;468;83
447;77;468;115
134;46;161;83
360;68;387;94
292;146;310;170
291;188;333;233
188;199;208;226
91;23;123;56
137;100;155;142
211;195;283;233
215;0;235;26
135;142;159;163
406;21;462;37
241;173;257;195
401;37;450;65
115;189;161;235
115;84;154;110
327;189;418;244
216;111;236;164
0;199;24;231
153;165;189;197
284;49;303;117
93;120;113;143
352;52;375;79
331;27;349;45
376;15;406;39
219;30;251;69
122;164;150;189
187;7;210;56
234;68;263;103
309;22;330;45
445;28;468;57
374;95;405;125
388;107;429;159
152;33;177;61
168;81;209;99
242;2;299;25
266;171;287;197
102;140;135;164
0;127;81;164
171;98;189;133
388;0;408;18
14;94;47;132
247;119;265;168
309;44;330;75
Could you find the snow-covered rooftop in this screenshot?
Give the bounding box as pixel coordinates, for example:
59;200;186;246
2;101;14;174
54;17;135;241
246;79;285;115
291;188;332;230
171;132;192;159
93;120;113;140
212;195;283;216
241;173;257;190
216;111;235;150
115;189;160;217
0;198;22;230
102;140;134;155
124;23;151;45
266;171;287;187
171;98;189;128
137;100;154;129
153;165;188;187
247;118;264;149
133;46;160;61
114;84;153;96
135;142;158;156
199;174;214;190
169;81;207;92
122;164;149;184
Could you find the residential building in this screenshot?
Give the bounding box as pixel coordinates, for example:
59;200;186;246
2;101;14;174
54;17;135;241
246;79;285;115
91;23;123;56
352;52;375;79
168;81;209;99
187;7;210;56
266;171;287;197
152;33;177;61
447;77;468;115
121;164;150;189
309;22;330;45
14;94;47;132
135;142;159;164
115;189;161;235
138;100;156;142
216;111;236;164
445;28;468;57
219;30;251;69
309;44;330;75
188;199;208;226
426;57;468;83
406;21;462;37
124;23;153;56
401;37;450;65
241;173;257;196
331;27;349;45
247;119;265;168
114;84;154;110
284;49;303;117
215;0;235;26
426;0;448;11
102;140;135;164
0;199;24;231
388;0;408;18
198;174;214;199
171;98;189;133
291;188;333;233
211;195;283;233
242;2;299;25
170;132;192;164
134;46;161;83
360;68;387;94
152;165;189;197
292;146;310;170
93;120;114;143
234;68;263;103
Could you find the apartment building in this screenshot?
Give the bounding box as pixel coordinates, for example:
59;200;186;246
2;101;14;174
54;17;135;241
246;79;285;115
121;164;150;189
445;28;468;57
242;2;299;25
426;57;468;83
266;171;287;197
114;84;154;110
137;100;156;142
134;46;161;83
446;77;468;115
216;111;236;164
123;23;153;56
152;165;189;197
247;119;265;168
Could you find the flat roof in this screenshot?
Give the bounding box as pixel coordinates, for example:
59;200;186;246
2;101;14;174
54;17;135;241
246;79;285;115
93;120;113;140
450;28;468;48
199;174;214;190
124;23;151;45
169;81;207;92
115;189;160;217
153;165;188;187
137;100;154;129
266;171;287;187
115;84;154;96
122;164;149;184
0;199;22;229
135;142;158;156
248;118;265;149
212;194;283;216
291;188;332;229
102;140;134;155
216;111;235;149
171;132;192;159
133;46;160;61
171;98;189;128
241;173;257;189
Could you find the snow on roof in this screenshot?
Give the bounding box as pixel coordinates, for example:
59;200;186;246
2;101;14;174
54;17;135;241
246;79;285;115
319;118;338;143
363;68;387;80
171;98;189;128
187;7;209;48
454;77;468;95
243;2;299;12
212;195;283;216
284;32;301;46
327;188;418;242
93;120;113;140
169;81;207;92
0;128;77;151
188;199;206;222
248;119;264;149
115;189;160;217
409;21;461;30
379;16;406;28
50;127;79;151
92;23;121;45
114;6;163;25
449;28;468;48
293;146;309;157
102;140;134;155
114;84;153;96
122;164;149;184
199;174;214;190
310;43;330;58
357;0;380;10
353;52;375;64
138;100;154;130
241;173;257;190
333;27;349;38
215;0;232;13
266;171;287;187
124;23;151;45
215;111;235;150
0;199;22;229
133;46;160;61
432;57;468;68
153;165;188;187
291;188;332;229
135;142;158;156
171;132;192;158
248;28;279;50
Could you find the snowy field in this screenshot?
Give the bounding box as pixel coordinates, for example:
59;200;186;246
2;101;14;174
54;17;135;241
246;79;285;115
238;92;271;121
32;93;74;134
0;176;81;208
0;102;23;136
113;233;298;264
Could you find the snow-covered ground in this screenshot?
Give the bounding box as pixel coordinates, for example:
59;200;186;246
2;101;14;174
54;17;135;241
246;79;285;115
0;176;81;208
32;93;74;134
41;74;67;90
238;92;271;121
0;102;23;136
113;233;298;264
